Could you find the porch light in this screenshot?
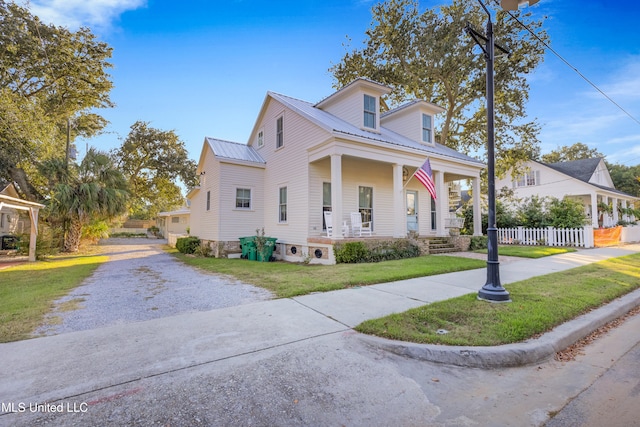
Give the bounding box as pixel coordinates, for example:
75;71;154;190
470;0;539;302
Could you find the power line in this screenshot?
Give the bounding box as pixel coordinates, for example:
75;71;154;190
498;3;640;128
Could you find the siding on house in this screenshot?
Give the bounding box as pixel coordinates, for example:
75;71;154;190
190;147;221;241
251;98;331;243
381;101;442;145
218;162;265;241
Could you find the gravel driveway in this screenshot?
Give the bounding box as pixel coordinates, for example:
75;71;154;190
33;238;273;337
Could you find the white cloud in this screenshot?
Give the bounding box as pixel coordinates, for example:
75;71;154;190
16;0;146;30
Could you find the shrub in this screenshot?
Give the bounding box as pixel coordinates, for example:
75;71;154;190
82;220;110;243
334;239;421;263
334;241;368;263
176;236;201;254
469;236;488;250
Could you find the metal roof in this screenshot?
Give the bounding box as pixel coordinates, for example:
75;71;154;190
269;92;484;166
205;137;265;164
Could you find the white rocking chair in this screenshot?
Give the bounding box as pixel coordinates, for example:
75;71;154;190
350;212;372;237
324;211;334;237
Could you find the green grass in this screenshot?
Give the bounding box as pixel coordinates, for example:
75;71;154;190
356;253;640;346
474;245;577;258
170;249;486;298
0;255;107;342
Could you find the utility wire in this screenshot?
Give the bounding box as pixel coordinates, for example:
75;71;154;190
498;2;640;128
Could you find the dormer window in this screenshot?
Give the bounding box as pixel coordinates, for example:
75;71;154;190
364;94;376;129
422;114;432;143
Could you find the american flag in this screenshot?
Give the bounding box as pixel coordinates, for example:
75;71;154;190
415;158;436;200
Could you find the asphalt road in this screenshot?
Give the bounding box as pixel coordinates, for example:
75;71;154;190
1;240;639;426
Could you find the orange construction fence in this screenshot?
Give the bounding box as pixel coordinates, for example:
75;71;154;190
593;226;622;247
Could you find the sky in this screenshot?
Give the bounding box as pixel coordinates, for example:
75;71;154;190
17;0;640;167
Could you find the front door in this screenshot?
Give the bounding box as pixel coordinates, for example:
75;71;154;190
406;190;418;232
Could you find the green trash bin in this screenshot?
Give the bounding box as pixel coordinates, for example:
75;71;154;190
248;246;257;261
239;236;256;259
258;237;278;262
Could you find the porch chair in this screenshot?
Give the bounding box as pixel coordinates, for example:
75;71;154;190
350;212;372;237
323;211;334;237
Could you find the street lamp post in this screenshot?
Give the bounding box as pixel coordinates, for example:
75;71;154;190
470;0;539;302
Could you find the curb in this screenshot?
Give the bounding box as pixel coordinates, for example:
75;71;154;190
358;288;640;368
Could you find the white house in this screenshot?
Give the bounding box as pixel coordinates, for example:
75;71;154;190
188;79;485;264
157;208;190;237
496;157;638;228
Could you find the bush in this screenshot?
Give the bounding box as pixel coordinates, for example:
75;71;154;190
334;242;368;263
176;236;201;254
82;220;110;243
469;236;488;250
334;239;421;263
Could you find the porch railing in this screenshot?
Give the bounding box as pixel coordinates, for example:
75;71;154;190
497;226;594;248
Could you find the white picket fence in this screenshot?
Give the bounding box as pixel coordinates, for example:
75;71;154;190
497;226;594;248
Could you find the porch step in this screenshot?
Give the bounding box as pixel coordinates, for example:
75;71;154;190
427;238;457;254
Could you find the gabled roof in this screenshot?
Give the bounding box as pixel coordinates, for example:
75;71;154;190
268;92;483;166
205;137;265;164
381;99;445;117
314;78;392;109
540;157;635;199
544;158;601;183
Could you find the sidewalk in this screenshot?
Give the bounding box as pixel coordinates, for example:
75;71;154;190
1;245;639;411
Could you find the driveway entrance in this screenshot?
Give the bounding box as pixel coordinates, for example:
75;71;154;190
33;238;272;336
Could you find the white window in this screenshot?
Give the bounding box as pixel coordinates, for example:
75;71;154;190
206;191;211;211
359;186;373;227
422;114;432;143
364;94;376;129
514;171;539;188
279;186;287;222
235;188;251;209
171;217;180;224
257;130;264;148
276;116;284;148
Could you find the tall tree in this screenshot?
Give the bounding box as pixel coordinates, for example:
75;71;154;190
331;0;548;175
0;0;113;200
114;121;197;219
47;149;128;252
541;142;604;163
607;163;640;198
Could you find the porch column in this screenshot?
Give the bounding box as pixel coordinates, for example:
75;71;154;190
612;197;619;224
590;193;598;228
392;164;405;237
28;207;39;262
435;170;447;236
472;176;482;236
330;154;344;239
622;200;628;222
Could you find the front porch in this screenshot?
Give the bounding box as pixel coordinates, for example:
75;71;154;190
308;152;483;242
276;235;471;265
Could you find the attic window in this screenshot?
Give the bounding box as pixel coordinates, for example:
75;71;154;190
257;130;264;148
364;94;376;129
422;114;432;143
514;171;539;188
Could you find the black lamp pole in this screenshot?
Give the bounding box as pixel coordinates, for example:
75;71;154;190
470;1;511;302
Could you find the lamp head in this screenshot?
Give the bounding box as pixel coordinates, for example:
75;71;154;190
500;0;540;11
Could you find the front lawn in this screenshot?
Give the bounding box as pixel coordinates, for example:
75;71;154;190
474;245;577;258
356;253;640;346
170;250;486;298
0;254;108;342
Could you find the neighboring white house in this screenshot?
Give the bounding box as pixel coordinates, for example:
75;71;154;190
496;157;638;228
157;208;190;237
188;78;485;264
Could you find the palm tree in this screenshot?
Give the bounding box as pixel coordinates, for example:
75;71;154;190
48;148;129;252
